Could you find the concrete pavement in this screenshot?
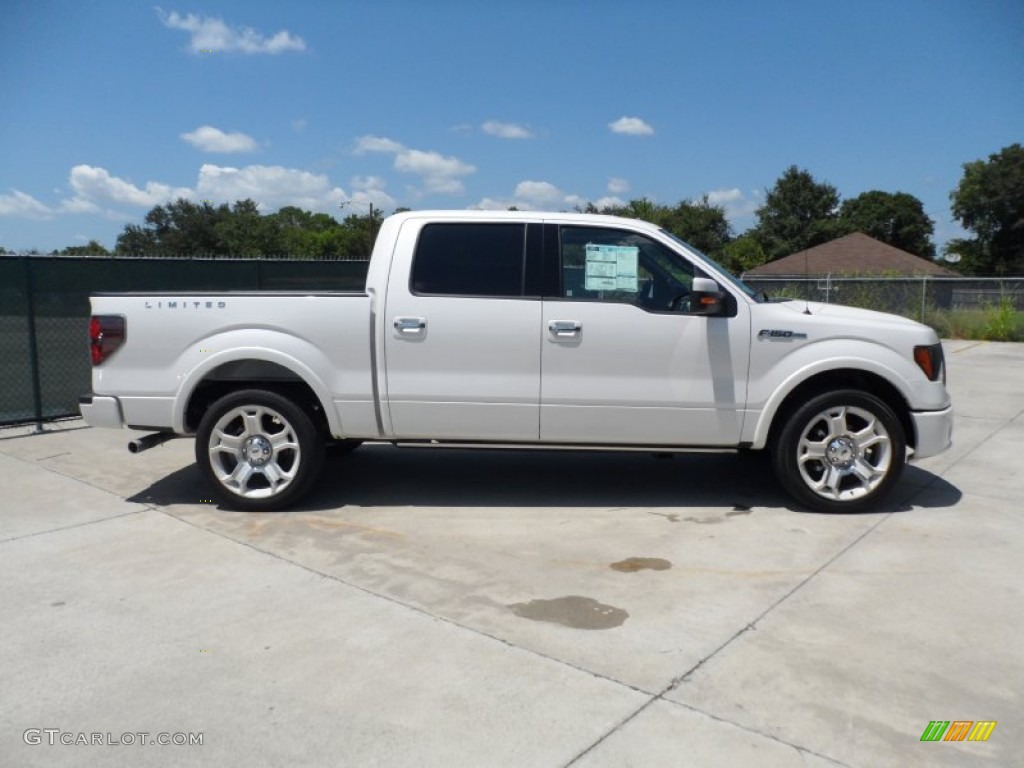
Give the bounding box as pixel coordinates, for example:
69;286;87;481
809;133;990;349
0;340;1020;767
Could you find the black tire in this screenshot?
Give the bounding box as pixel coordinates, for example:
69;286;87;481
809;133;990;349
195;389;325;511
772;389;906;513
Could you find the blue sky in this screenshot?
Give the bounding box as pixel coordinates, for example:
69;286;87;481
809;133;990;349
1;0;1021;254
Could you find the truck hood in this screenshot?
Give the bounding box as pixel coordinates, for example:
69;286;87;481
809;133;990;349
764;300;937;342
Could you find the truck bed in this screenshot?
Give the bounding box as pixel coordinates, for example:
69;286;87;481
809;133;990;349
88;292;378;438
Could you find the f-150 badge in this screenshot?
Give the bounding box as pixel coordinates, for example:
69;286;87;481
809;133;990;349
758;329;808;340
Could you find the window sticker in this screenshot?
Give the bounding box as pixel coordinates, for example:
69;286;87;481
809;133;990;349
584;244;639;292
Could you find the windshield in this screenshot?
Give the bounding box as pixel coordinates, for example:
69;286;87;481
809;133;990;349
659;229;764;302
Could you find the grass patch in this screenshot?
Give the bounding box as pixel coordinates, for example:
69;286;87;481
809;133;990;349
923;300;1024;342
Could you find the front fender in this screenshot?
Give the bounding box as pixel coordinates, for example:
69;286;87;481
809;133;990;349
746;339;921;449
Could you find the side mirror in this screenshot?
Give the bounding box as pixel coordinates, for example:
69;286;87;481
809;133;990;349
690;277;725;316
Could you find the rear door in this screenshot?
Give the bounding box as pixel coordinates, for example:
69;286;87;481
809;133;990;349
540;223;751;445
382;218;543;441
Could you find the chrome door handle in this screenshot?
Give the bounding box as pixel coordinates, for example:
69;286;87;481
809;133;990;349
548;320;581;338
394;317;426;335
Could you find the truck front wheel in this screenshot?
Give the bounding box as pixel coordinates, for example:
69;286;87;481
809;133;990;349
195;389;325;511
772;390;906;513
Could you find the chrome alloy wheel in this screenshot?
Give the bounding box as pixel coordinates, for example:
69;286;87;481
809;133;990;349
796;404;893;502
207;404;301;499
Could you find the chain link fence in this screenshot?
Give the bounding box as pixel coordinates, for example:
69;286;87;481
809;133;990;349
0;255;369;429
742;276;1024;338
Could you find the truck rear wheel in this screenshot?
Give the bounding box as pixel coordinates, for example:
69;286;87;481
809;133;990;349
772;390;906;513
195;389;324;511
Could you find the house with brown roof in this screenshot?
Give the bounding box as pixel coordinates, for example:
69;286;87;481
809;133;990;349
743;232;958;278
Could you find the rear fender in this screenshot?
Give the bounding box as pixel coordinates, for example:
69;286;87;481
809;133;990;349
171;333;340;436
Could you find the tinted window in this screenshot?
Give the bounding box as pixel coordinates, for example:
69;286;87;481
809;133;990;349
560;226;696;312
411;223;525;297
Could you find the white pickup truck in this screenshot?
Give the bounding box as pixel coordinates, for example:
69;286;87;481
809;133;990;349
80;210;952;513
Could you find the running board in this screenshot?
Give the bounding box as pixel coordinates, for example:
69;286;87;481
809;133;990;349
381;440;741;454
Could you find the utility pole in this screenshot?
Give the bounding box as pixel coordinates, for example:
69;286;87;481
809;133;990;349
368;202;374;258
339;200;377;258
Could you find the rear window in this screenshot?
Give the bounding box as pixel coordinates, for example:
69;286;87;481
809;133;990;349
411;223;525;297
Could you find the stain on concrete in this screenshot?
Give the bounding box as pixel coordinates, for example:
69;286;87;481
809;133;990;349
683;515;726;525
508;596;628;629
610;557;672;573
683;507;754;524
648;511;681;523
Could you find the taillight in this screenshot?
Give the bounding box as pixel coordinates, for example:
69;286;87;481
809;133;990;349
89;315;126;366
913;343;945;383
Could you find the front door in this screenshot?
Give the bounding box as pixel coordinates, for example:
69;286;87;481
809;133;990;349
540;224;750;445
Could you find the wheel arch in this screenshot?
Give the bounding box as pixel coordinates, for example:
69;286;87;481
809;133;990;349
175;353;338;437
762;369;915;452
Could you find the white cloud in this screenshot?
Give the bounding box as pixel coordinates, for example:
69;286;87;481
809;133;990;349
482;120;534;139
353;135;406;155
56;163;353;217
394;149;475;178
609;116;654;136
68;165;192;207
705;187;759;227
291;118;307;132
344;176;396;211
514;180;564;206
196;164;346;212
473;197;515;211
354;136;475;197
475;180;592;211
180;125;259;153
706;187;743;206
607;177;630;195
157;9;306;55
593;196;627;210
351;175;386;192
0;190;53;220
58;197;101;214
9;160;403;237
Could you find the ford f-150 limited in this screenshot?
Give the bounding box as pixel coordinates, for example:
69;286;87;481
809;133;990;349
80;210;953;512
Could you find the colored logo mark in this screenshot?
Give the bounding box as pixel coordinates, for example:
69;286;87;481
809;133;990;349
920;721;996;742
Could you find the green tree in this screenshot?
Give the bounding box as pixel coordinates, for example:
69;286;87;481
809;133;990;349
753;166;841;260
116;198;232;256
596;197;660;223
838;191;935;259
214;199;269;255
113;198;387;258
719;234;768;274
115;223;158;255
948;143;1024;275
53;239;110;256
659;196;732;258
595;196;733;259
333;209;384;259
